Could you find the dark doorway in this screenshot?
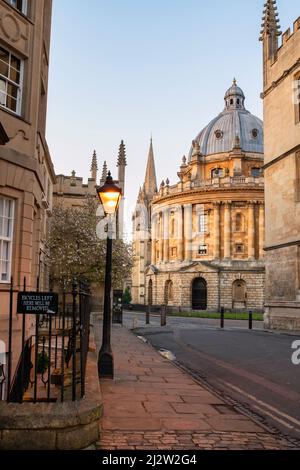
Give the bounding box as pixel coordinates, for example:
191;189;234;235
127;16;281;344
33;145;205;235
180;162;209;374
192;278;207;310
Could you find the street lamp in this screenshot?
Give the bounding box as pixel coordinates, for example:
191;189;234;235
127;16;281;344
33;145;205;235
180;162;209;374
96;172;122;379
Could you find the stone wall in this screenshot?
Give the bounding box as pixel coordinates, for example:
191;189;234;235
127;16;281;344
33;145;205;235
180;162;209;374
146;267;264;312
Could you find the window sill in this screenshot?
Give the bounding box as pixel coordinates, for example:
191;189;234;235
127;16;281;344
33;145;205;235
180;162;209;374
0;106;31;125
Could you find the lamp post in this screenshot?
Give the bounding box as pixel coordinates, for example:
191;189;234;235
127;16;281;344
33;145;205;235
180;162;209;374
96;172;122;379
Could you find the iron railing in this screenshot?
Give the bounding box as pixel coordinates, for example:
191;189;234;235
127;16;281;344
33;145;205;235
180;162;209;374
0;278;91;403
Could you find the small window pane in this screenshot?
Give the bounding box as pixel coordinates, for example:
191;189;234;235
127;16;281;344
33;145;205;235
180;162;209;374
0;48;9;65
0;60;9;78
0;91;6;107
9;66;20;84
6;95;17;112
7;83;18;99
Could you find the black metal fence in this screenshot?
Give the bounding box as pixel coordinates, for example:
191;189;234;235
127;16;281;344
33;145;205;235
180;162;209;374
0;278;91;403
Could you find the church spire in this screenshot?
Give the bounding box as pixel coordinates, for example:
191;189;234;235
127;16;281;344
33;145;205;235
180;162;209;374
144;137;157;197
90;150;98;181
259;0;281;60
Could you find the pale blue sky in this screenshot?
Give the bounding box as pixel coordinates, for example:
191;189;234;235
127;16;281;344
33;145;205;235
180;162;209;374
46;0;299;235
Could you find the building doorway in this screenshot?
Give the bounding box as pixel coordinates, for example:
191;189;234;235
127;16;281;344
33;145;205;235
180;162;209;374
192;278;207;310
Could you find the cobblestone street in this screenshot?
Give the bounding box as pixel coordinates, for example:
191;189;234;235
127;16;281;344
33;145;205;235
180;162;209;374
95;324;298;450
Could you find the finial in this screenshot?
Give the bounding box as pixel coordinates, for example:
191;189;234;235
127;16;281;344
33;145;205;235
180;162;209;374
106;171;113;182
233;78;237;86
161;180;165;187
181;155;187;166
90;150;98;180
166;178;170;186
259;0;282;41
71;170;76;186
117;140;127;167
100;160;108;184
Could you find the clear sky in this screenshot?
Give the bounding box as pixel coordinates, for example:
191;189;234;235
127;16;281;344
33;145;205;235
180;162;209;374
46;0;299;237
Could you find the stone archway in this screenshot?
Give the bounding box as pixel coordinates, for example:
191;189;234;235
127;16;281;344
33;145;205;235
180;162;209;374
192;278;208;311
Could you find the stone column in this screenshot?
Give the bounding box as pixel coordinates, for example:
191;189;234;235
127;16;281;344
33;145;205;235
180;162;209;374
151;214;157;265
184;204;193;262
224;202;231;259
163;208;170;263
213;202;220;259
159;213;164;263
177;206;184;262
259;202;265;259
248;201;255;259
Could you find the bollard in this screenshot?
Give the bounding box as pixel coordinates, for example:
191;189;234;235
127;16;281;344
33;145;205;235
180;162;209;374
161;305;167;327
249;311;253;330
146;306;150;325
220;306;225;329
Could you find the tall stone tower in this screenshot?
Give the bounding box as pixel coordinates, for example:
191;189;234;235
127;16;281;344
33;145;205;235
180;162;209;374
131;139;158;304
260;1;300;329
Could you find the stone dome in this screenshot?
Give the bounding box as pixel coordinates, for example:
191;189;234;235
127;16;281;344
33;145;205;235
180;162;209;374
189;80;263;159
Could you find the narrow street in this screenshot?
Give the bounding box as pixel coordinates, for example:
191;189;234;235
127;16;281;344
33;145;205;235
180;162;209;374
124;311;300;441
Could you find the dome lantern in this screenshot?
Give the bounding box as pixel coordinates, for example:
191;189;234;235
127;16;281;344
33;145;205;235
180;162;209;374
224;79;246;110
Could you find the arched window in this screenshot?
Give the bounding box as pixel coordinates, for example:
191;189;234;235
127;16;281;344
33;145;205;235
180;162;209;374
235;213;244;232
233;280;247;304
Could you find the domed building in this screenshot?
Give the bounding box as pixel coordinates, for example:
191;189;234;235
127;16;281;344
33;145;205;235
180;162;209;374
132;81;265;312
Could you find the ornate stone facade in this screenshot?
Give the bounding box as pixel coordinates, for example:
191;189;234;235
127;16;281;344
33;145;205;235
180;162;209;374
260;1;300;329
0;0;55;369
132;83;265;312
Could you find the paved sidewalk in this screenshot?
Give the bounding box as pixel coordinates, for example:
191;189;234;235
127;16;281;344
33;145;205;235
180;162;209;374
96;325;296;450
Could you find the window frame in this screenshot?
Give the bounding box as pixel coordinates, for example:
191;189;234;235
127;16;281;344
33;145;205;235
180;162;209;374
199;213;208;234
0;197;15;284
0;47;24;116
198;244;208;256
6;0;28;15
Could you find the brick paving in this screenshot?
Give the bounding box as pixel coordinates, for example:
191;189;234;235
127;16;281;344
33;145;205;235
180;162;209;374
96;325;297;450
